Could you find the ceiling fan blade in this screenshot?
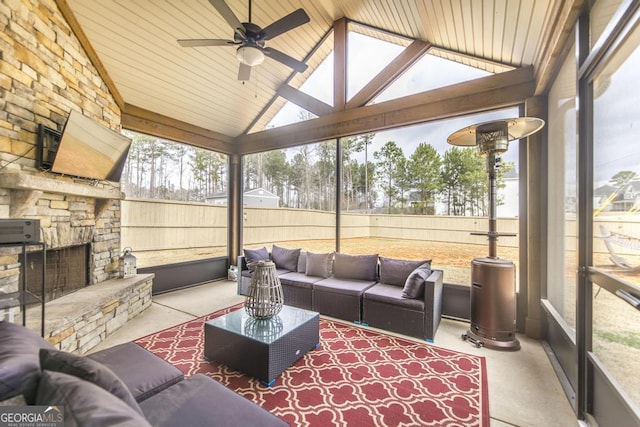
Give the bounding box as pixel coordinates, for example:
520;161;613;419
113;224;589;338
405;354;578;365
209;0;244;33
263;47;308;73
177;39;235;47
259;9;310;40
238;63;251;81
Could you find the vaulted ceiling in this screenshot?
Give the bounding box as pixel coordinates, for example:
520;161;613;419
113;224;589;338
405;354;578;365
59;0;581;155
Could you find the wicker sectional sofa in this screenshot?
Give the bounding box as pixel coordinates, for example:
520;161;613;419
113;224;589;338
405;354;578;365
238;246;444;341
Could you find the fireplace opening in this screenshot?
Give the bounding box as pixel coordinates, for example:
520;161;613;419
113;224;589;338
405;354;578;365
22;244;90;302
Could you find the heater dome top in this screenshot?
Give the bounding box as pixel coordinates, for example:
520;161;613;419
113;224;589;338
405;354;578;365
446;117;545;149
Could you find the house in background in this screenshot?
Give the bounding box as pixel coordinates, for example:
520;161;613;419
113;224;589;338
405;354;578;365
207;188;279;208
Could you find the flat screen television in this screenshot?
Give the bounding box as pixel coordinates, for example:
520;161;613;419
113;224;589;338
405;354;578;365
48;111;131;182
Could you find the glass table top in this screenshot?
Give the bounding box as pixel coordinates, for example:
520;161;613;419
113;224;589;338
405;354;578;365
205;305;318;344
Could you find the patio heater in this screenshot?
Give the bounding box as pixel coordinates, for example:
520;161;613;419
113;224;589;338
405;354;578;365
447;117;544;351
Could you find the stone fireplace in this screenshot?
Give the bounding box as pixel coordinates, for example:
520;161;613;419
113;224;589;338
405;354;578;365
0;0;153;353
0;170;153;353
0;171;125;310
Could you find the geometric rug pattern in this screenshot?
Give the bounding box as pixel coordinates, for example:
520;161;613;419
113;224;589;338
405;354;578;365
135;304;489;426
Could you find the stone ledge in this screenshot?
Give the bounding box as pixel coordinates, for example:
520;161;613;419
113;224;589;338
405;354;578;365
0;172;124;200
35;274;154;354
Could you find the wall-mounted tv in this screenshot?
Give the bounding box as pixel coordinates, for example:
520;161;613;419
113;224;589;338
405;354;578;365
41;111;131;182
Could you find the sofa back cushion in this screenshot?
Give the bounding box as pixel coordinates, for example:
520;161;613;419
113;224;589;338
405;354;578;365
271;245;300;271
36;370;151;427
379;257;431;287
297;251;307;273
333;253;378;281
402;263;433;299
305;252;334;278
0;321;55;404
243;247;270;271
39;348;142;414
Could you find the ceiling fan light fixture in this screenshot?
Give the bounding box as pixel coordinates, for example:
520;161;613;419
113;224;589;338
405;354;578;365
236;45;264;66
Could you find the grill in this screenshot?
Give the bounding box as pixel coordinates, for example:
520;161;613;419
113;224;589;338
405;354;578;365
447;118;544;351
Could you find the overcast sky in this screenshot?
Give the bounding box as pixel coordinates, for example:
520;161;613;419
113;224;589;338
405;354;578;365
269;32;521;165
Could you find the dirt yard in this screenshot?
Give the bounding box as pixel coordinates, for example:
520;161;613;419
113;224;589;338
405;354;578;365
276;237;519;285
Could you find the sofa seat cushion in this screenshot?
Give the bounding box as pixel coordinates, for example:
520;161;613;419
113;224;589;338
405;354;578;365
313;277;377;296
364;284;425;311
36;370;152;427
241;268;291;281
87;342;183;402
140;374;287;427
279;272;323;289
0;321;55;403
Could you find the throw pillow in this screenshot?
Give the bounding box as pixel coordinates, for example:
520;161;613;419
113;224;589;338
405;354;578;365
333;253;378;281
305;252;334;278
379;257;431;287
0;320;55;404
402;263;432;299
297;251;307;273
36;370;151;427
39;348;142;414
271;245;301;271
243;247;270;271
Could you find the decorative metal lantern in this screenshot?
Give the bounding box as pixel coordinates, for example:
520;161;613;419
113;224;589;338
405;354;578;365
119;247;137;278
244;260;283;319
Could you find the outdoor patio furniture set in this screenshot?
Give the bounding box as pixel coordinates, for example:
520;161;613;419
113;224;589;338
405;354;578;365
0;320;287;426
238;245;444;341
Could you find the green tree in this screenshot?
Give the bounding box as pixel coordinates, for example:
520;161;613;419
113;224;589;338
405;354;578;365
610;170;638;189
314;141;337;211
374;141;404;213
262;150;289;205
290;146;313;209
408;143;442;214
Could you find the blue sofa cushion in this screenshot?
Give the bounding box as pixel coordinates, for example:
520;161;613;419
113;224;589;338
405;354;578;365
379;257;431;287
36;370;151;427
333;253;378;281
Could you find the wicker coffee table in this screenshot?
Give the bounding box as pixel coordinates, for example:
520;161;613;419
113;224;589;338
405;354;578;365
203;305;320;386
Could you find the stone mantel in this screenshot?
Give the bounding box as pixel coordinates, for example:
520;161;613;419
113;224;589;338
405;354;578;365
0;172;124;217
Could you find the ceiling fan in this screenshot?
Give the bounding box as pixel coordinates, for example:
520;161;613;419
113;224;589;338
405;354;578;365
178;0;310;81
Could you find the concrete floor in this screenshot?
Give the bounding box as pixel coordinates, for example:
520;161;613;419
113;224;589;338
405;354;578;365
91;280;578;427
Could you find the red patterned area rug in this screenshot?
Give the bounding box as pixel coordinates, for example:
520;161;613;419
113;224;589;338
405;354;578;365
135;304;489;426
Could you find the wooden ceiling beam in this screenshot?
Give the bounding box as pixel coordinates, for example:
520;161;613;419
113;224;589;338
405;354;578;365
333;18;348;112
276;84;333;117
235;66;535;155
533;0;585;95
122;104;235;155
55;0;124;111
346;39;431;109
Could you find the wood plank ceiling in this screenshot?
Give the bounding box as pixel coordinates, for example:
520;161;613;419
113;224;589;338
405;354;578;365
62;0;567;154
